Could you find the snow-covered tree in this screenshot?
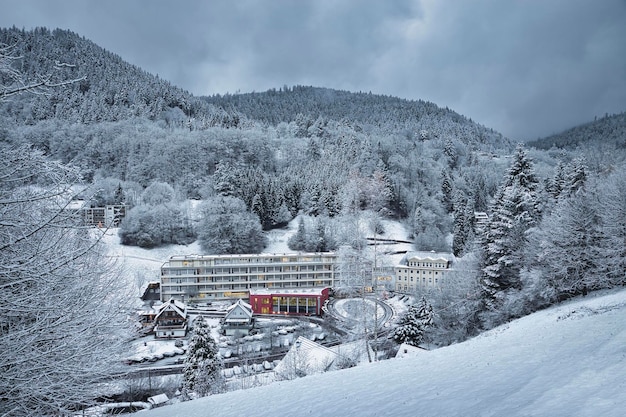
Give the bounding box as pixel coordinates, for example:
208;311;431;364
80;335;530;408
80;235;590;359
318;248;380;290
393;297;434;347
479;146;541;327
428;253;483;345
288;216;308;251
0;146;131;416
1;41;84;101
523;186;607;308
599;170;626;285
562;157;588;197
197;196;266;254
140;181;176;205
118;202;195;248
182;316;223;399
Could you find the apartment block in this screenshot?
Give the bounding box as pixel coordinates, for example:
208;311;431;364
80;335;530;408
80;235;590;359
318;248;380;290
160;252;339;302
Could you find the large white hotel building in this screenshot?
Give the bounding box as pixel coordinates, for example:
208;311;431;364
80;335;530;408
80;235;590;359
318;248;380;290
160;252;339;302
159;250;454;303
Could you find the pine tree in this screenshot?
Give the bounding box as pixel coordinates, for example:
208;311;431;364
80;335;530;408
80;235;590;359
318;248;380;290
182;316;222;399
393;297;434;347
479;146;541;326
546;160;566;199
441;169;454;213
416;296;434;329
563;157;588;197
288;216;307;251
452;196;468;257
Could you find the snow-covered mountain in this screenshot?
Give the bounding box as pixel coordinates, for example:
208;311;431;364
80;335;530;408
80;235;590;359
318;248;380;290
137;288;626;417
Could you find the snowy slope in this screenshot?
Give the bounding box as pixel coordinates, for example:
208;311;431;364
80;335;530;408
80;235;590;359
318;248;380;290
137;289;626;417
103;215;413;295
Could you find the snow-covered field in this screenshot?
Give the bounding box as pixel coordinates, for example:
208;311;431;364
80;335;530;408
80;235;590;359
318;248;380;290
136;288;626;417
100;215;413;297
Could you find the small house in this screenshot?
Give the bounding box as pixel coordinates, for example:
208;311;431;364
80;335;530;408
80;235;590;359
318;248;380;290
222;299;254;336
154;299;188;338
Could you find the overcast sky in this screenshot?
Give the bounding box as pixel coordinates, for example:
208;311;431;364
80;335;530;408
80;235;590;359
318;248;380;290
1;0;625;140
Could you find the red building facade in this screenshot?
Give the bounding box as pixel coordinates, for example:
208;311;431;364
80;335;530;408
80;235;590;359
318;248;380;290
249;288;329;316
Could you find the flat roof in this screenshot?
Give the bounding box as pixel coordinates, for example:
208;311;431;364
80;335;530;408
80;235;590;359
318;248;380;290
169;252;337;260
249;288;327;296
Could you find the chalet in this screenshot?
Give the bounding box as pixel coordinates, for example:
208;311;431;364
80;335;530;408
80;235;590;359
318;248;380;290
222;299;254;336
154;299;188;338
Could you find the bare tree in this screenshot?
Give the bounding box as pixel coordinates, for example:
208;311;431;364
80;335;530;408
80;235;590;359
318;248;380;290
0;43;84;101
0;150;132;414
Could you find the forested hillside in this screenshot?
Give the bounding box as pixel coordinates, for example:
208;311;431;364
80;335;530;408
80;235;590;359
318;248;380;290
204;86;509;149
528;111;626;151
0;26;518;254
3;25;626;415
0;27;244;128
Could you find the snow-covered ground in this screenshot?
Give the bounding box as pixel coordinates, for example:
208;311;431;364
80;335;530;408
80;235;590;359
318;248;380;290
100;215;414;297
136;288;626;417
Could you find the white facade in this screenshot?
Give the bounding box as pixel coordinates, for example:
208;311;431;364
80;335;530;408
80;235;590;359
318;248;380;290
160;252;339;302
394;251;454;292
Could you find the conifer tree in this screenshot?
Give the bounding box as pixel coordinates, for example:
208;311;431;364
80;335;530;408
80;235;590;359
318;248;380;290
288;216;307;251
393;297;434;347
563;157;588;197
479;146;541;327
182;316;222;399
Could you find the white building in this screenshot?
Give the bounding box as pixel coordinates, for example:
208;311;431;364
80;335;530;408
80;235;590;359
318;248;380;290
153;299;188;338
394;251;454;292
222;299;254;335
160;252;339;302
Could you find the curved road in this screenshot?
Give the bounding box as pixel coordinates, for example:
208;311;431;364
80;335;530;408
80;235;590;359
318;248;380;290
325;297;394;334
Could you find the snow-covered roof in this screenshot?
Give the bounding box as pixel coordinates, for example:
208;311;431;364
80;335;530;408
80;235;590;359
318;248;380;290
147;393;169;406
274;336;375;378
249;288;327;296
226;299;252;312
395;343;428;359
168;251;337;261
155;298;187;320
274;336;340;377
67;199;87;210
224;299;253;321
400;251;454;264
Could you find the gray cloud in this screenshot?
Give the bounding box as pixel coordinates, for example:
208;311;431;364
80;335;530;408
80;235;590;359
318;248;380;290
1;0;625;140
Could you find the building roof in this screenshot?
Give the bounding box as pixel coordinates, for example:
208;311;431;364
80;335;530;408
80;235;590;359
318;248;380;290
274;336;340;377
168;252;337;261
275;336;375;378
249;288;327;296
400;251;454;264
154;298;187;320
224;299;253;322
147;393;169;406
